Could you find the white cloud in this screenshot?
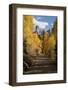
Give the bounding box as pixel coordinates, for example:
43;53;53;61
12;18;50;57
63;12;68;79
33;18;48;29
36;17;41;20
51;23;53;28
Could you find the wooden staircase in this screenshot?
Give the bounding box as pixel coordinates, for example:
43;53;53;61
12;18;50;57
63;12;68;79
23;55;57;74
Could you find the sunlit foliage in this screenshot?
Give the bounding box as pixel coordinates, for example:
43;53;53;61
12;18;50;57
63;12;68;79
23;15;42;56
23;16;57;58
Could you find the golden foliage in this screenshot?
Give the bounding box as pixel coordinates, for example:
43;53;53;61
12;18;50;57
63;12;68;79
23;16;42;55
44;32;49;41
23;16;57;57
43;32;56;57
42;32;49;55
48;34;56;49
23;15;33;40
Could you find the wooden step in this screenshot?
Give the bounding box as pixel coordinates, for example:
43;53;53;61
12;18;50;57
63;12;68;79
23;64;57;74
32;58;56;65
23;55;57;75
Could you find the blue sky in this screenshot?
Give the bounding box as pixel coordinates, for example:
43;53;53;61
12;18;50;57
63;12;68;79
34;15;57;32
